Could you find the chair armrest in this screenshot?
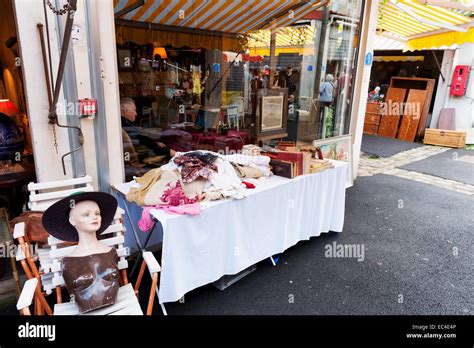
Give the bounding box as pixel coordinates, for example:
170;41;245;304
17;278;38;311
13;222;25;239
142;251;161;274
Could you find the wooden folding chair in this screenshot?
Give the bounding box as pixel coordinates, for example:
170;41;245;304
14;176;166;315
16;207;164;315
13;176;95;315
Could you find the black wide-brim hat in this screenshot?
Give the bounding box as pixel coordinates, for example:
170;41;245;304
42;192;118;242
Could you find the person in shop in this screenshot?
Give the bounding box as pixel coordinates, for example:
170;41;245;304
284;65;298;97
319;74;334;106
120;97;176;160
317;74;335;138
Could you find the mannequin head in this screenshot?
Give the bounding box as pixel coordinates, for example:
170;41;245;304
68;200;102;235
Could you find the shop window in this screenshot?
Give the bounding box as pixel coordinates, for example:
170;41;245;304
114;0;363;180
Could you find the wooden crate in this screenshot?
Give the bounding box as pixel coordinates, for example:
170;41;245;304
423;129;466;148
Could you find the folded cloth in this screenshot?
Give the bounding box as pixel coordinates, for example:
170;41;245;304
183;151;218;165
159;203;201;215
138;206;155;232
160;181;199;206
138;201;202;232
127;168;202;206
223;154;272;177
231;162;265;178
174;155;218;183
206;158;246;200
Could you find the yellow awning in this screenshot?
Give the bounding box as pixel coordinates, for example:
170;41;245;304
114;0;323;34
403;26;474;50
377;0;472;38
247;25;316;56
373;55;424;61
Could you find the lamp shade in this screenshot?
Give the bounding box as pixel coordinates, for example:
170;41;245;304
0;99;19;117
153;47;167;59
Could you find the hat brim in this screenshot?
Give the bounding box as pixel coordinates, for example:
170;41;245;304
42;192;118;242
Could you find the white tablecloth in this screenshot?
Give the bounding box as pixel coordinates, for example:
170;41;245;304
148;160;348;303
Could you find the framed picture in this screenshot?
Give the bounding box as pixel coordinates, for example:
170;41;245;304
313;134;353;188
117;48;133;70
255;88;288;138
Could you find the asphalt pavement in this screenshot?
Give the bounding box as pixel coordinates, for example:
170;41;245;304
1;152;472;316
160;173;473;315
401;148;474;185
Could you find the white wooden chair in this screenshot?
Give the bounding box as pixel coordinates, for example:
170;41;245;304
14;176;95;311
14;176;166;315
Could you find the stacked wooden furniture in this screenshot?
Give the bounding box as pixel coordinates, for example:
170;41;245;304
377;87;406;138
373;77;435;142
363;102;383;135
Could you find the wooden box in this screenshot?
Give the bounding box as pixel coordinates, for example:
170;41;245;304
423;129;466;148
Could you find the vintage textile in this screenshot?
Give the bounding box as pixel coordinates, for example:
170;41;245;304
139;202;201;231
160;181;199;206
224;153;272;177
62;249;119;314
173;155;218;183
183;151;218;165
231;162;265;178
149;160;348;303
127;169;180;206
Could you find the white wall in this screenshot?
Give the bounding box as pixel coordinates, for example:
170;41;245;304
431;43;474;144
13;0;73;182
431;49;455;129
449;43;474;143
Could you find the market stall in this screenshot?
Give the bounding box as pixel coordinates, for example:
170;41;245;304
115;147;347;303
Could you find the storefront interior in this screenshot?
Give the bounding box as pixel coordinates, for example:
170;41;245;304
0;0;34;279
113;0;364;181
364;49;444;142
0;0;35;213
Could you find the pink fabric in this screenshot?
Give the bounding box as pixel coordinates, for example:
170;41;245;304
138;202;201;232
138;206;155;232
138;181;202;232
161;180;200;204
159;202;201;215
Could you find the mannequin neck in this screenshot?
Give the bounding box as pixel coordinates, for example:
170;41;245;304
72;229;110;256
77;230;100;247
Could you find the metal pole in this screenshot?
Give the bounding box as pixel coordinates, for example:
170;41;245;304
312;4;329;139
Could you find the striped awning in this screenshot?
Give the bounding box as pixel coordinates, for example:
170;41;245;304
247;25;316;55
404;26;474;50
374;34;406;50
248;26;316;48
377;0;472;38
373;55;424;61
114;0;325;34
